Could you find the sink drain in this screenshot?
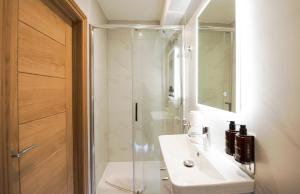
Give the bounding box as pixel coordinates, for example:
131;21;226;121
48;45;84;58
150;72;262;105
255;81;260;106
183;160;195;168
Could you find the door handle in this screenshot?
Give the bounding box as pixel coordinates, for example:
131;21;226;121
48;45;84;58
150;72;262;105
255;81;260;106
135;102;138;122
11;144;39;158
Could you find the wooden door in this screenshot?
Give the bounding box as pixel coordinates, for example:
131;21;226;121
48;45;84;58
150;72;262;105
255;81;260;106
16;0;73;193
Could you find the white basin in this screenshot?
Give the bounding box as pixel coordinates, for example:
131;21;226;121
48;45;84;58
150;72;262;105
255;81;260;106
159;134;255;194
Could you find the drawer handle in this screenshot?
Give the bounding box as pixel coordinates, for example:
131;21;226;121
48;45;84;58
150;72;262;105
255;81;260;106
160;167;167;171
161;177;169;181
11;144;39;158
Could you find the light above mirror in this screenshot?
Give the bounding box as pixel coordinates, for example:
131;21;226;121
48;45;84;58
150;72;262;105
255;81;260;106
197;0;236;112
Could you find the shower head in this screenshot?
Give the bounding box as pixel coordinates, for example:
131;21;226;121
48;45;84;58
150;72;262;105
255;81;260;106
158;29;169;39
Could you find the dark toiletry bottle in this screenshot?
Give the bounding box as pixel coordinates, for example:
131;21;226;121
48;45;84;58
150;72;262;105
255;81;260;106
234;125;255;164
225;121;237;155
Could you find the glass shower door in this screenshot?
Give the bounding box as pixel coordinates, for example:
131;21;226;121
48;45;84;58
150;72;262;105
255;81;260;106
132;28;183;194
90;25;183;194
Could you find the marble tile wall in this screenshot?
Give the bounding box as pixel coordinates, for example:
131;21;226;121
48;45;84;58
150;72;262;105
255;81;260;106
107;29;133;161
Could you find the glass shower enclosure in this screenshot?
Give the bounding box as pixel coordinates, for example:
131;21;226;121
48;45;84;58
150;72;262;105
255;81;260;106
89;24;184;194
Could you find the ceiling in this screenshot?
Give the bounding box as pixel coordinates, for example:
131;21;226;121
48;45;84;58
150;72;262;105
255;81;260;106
199;0;235;24
161;0;191;25
97;0;164;22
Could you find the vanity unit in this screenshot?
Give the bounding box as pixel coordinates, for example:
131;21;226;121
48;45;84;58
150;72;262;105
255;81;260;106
159;134;254;194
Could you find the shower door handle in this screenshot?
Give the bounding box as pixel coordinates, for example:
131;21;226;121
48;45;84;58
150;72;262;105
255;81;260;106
135;102;138;122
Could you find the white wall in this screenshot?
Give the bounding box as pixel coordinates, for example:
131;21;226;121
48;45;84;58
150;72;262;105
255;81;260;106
74;0;89;16
74;0;108;185
185;0;300;193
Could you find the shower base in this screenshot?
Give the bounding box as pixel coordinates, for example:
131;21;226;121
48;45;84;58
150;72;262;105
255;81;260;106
96;161;160;194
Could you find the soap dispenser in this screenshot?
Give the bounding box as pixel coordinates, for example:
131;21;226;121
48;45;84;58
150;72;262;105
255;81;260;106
225;121;237;155
234;125;255;164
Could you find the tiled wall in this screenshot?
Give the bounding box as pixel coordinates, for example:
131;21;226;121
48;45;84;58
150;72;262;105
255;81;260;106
107;29;133;161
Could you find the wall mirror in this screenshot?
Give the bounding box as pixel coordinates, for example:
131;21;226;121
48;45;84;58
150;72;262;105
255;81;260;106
197;0;236;112
166;36;182;106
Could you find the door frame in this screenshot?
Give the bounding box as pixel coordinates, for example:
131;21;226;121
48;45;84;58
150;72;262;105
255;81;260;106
0;0;88;194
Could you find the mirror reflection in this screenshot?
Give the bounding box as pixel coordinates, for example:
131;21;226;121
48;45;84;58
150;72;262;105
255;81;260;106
198;0;236;112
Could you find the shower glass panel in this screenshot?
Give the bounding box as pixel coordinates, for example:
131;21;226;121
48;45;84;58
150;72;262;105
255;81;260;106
90;27;135;194
132;28;183;194
90;25;183;194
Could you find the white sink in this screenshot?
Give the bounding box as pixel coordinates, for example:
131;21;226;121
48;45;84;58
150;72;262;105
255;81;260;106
159;134;255;194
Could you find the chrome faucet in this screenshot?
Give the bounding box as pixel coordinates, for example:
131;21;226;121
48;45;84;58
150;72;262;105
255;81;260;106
188;126;209;137
183;120;191;134
202;126;209;135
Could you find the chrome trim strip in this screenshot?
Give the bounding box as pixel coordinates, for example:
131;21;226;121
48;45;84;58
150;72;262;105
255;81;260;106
90;24;183;30
89;24;96;194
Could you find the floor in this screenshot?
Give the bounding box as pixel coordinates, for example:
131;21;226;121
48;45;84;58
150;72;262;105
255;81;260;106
96;162;161;194
96;162;134;194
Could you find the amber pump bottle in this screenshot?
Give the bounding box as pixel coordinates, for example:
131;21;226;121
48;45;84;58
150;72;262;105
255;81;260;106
225;121;237;155
234;125;255;164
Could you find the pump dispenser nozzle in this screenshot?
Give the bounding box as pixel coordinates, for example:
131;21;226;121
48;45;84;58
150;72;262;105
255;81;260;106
225;121;237;155
227;121;236;131
239;125;247;135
